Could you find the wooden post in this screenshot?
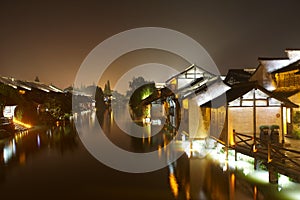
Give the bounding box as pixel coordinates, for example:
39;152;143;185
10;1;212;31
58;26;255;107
233;129;236;146
225;105;229;161
253;88;257;146
269;165;278;184
190;139;193;158
254;157;257;170
233;130;237;161
281;105;285;145
225;145;228;161
253;88;257;170
268;143;272;163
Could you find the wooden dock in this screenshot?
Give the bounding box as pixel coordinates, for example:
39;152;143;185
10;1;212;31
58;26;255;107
231;132;300;183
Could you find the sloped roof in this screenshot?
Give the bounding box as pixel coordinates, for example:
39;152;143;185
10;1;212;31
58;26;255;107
180;76;225;100
271;59;300;74
186;77;231;107
224;69;253;85
258;57;290;60
271;88;300;101
165;64;215;83
203;81;298;108
175;77;204;93
0;77;63;93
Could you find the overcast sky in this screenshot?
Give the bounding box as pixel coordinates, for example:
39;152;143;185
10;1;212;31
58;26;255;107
1;1;300;90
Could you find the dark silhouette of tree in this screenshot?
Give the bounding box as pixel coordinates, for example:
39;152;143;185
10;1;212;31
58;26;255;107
35;76;40;82
104;80;112;96
95;86;105;114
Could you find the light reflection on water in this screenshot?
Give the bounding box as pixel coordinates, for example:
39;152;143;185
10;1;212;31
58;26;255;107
0;110;297;199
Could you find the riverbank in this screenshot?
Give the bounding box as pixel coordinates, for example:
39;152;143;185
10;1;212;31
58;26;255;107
0;123;52;144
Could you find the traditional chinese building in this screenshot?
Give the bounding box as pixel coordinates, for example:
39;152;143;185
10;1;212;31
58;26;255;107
208;82;297;146
249;49;300;136
142;64;230;140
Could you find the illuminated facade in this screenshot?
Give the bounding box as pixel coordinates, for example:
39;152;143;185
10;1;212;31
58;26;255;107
227;83;297;145
196;81;297;146
270;57;300;136
164;64;230;139
165;64;210;133
248;49;300;136
249;49;300;91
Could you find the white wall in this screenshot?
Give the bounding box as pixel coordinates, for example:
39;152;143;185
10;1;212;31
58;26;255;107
228;106;281;135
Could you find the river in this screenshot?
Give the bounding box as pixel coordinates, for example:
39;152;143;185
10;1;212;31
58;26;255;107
0;109;298;199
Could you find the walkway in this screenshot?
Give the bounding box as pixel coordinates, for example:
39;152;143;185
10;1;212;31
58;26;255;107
233;132;300;183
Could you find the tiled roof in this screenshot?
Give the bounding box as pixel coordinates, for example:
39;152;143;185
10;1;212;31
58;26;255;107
203;81;298;108
271;60;300;74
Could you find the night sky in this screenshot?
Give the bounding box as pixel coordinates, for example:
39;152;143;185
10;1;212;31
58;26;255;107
1;0;300;90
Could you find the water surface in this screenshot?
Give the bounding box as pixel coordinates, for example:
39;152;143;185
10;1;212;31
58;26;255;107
0;110;297;199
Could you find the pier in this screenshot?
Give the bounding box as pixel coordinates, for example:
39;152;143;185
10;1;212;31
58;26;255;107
231;131;300;183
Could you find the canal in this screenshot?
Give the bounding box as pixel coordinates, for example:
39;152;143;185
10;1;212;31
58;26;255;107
0;110;299;199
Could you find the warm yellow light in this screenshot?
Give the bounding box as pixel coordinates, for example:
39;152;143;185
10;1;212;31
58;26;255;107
170;78;177;85
183;99;189;109
230;136;235;146
254;186;257;200
230;173;235;199
283;107;287;135
169;173;179;198
157;145;162;158
18;90;25;94
19;152;26;165
13;118;32;128
287;108;291;123
185;183;191;200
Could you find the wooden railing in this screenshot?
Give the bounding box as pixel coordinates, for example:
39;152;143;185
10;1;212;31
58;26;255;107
233;132;255;150
233;131;300;180
269;143;300;169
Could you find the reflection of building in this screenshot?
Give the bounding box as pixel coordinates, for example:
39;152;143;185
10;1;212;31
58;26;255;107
168;153;260;200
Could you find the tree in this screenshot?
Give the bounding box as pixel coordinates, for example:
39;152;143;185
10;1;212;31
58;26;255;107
126;76;152;98
95;86;105;113
104;80;112;96
35;76;40;82
129;82;156;120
